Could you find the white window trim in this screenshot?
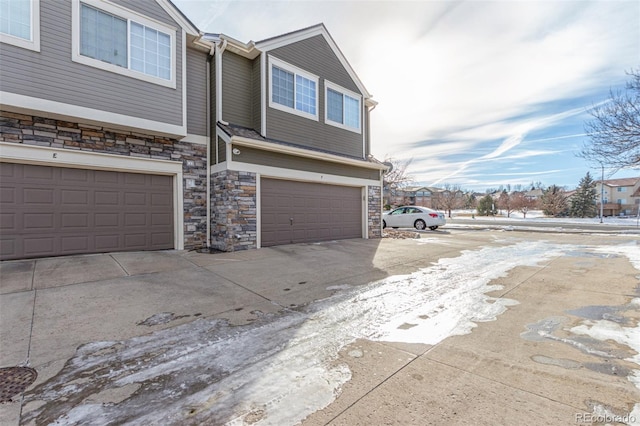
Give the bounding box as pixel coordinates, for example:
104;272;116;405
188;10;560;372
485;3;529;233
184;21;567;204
71;0;177;89
268;55;319;122
0;0;40;51
324;80;362;134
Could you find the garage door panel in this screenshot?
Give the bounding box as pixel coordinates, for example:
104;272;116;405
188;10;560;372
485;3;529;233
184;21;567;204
124;213;146;226
261;178;362;247
61;168;89;182
1;187;15;203
1;213;15;230
125;173;146;185
151;232;173;245
24;188;54;204
0;163;174;260
95;191;119;205
95;213;119;227
24;213;54;229
125;192;146;205
152;213;172;226
24;237;53;255
61;189;88;204
23;166;53;180
125;234;147;248
151;193;172;206
61;236;89;252
95;170;119;183
95;235;120;250
61;213;89;228
1;239;16;257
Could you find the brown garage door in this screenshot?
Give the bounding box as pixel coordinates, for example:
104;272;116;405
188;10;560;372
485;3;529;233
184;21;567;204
0;163;174;260
261;178;362;247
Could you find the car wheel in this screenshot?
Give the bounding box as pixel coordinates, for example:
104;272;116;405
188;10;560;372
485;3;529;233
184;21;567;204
414;219;426;230
429;226;438;231
382;220;387;229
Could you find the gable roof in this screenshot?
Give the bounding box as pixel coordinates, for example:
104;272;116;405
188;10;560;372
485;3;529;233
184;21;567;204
158;0;200;35
256;24;372;101
206;23;373;102
602;177;640;187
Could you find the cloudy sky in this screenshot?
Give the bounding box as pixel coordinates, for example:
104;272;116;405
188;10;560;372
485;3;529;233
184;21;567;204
174;0;640;191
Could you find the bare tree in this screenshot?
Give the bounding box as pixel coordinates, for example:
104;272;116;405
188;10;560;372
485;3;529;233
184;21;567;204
581;69;640;170
497;190;515;217
382;157;414;207
511;192;536;218
436;183;464;218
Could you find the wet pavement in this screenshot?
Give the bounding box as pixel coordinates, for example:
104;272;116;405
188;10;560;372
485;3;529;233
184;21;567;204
1;229;639;425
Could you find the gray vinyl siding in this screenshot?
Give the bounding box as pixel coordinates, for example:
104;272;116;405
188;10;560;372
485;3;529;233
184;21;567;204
233;145;379;180
186;47;207;136
265;35;364;158
266;102;363;158
221;52;253;128
252;57;262;133
269;35;359;93
0;0;183;127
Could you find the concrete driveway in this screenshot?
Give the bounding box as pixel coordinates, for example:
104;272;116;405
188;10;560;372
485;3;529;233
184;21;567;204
1;230;639;425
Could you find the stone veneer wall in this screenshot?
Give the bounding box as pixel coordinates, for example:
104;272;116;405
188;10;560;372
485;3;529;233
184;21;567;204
0;111;208;249
210;170;257;251
368;185;382;238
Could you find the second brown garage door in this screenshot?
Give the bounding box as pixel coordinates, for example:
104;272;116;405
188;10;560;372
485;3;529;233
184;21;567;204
261;178;362;247
0;163;174;260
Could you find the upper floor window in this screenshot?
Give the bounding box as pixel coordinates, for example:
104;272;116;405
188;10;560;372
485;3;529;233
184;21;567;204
0;0;40;51
72;0;176;88
617;187;627;192
325;80;361;133
269;56;318;121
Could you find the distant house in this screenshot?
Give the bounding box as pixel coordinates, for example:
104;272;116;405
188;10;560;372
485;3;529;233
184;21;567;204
397;186;436;207
595;177;640;216
524;188;544;200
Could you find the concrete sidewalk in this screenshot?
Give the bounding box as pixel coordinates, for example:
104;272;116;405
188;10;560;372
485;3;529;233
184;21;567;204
1;230;639;425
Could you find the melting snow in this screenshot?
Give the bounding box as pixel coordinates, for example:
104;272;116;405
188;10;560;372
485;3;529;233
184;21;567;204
23;240;640;425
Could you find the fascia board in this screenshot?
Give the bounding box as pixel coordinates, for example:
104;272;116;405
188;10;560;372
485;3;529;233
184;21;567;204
219;35;259;59
230;135;387;171
156;0;200;35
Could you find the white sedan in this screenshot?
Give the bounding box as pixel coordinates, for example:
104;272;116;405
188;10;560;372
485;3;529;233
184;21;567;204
383;206;446;231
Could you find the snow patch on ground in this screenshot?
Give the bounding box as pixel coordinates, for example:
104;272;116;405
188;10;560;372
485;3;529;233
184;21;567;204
23;240;640;425
580;241;640;425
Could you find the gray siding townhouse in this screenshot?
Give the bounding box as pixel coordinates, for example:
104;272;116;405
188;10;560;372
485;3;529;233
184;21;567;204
0;0;210;260
206;24;385;251
0;1;384;260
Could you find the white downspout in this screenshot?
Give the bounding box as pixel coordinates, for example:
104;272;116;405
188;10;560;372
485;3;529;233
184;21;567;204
206;55;212;248
215;39;229;126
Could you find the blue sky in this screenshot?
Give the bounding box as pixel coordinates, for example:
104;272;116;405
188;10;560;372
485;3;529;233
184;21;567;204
174;0;640;191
